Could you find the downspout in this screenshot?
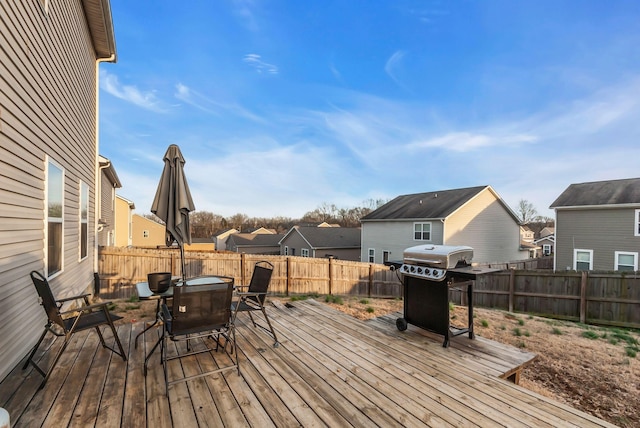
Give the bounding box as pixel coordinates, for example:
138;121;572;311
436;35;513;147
94;54;116;275
440;218;446;245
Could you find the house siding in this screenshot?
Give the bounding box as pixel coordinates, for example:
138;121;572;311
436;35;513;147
0;0;106;381
98;170;115;246
132;214;166;248
280;231;313;257
445;189;523;263
555;208;640;271
360;220;445;264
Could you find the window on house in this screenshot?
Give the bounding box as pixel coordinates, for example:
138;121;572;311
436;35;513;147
542;244;551;256
615;251;638;271
573;249;593;271
414;222;431;240
79;181;88;260
383;250;390;263
368;248;375;263
635;209;640;236
284;246;289;256
301;248;309;257
143;230;149;238
47;160;64;277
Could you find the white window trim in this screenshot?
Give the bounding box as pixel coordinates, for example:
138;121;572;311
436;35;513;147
46;158;64;278
542;244;551;256
573;249;593;271
79;180;89;261
143;230;150;238
614;251;638;271
284;246;288;256
301;248;309;257
368;248;375;263
413;222;432;241
635;209;640;237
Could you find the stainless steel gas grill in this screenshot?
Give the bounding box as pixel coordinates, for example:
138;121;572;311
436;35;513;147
388;245;498;347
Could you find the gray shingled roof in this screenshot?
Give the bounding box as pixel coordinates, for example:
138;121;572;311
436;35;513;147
292;227;361;248
550;178;640;208
229;233;284;246
361;185;489;220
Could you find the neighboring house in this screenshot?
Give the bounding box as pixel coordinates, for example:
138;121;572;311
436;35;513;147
97;155;122;246
226;233;284;255
535;234;555;256
360;185;526;264
279;226;362;261
213;228;239;251
550;177;640;272
184;237;215;252
132;214;166;248
114;195;135;247
0;0;116;381
520;226;535;243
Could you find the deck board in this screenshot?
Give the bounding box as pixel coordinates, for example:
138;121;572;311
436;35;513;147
0;299;617;428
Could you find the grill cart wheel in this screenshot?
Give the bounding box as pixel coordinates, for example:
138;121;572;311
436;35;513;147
396;317;408;331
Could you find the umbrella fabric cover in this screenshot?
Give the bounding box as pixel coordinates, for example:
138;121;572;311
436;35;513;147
151;144;195;247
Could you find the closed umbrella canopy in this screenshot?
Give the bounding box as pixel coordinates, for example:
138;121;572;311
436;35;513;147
151;143;195;249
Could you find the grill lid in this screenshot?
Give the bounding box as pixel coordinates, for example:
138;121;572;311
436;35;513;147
403;245;473;269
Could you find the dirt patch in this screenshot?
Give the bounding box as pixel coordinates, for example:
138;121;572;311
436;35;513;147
111;295;640;427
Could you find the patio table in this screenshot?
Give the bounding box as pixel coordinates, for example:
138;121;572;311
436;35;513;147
134;276;228;348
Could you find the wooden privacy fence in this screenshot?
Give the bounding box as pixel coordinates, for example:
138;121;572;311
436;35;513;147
450;270;640;329
97;247;401;300
98;247;639;329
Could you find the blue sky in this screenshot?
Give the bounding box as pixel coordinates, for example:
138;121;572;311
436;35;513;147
100;0;640;219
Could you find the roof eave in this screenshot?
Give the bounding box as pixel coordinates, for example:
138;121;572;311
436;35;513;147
82;0;117;61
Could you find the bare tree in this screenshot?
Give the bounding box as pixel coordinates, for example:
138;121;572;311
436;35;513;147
516;199;538;224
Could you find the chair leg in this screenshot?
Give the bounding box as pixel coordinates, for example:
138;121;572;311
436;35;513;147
259;306;280;347
144;335;163;376
22;327;49;371
36;336;71;389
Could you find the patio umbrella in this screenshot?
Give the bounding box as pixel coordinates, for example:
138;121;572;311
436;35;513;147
151;144;195;284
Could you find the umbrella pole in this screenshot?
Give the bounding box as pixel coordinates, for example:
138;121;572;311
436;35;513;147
180;244;187;284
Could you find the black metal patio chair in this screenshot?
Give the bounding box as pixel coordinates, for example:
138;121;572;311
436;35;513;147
24;271;127;389
144;277;239;393
232;261;279;347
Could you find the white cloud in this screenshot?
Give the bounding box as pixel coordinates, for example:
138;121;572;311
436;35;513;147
174;83;265;123
385;50;407;87
243;54;279;74
99;70;166;112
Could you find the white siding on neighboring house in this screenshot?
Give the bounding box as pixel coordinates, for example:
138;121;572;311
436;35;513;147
360;220;445;264
444;189;524;263
0;0;115;382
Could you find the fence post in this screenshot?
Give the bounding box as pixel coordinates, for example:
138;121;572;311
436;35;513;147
241;253;247;286
368;264;374;297
328;257;333;296
286;256;292;296
580;271;588;324
509;269;515;313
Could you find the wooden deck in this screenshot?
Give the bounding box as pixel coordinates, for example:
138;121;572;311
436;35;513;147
0;299;616;427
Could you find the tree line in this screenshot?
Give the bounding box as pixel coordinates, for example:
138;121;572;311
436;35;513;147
144;198;388;239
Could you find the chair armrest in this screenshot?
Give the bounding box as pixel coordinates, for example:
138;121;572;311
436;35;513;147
235;291;264;297
56;293;92;304
59;302;112;315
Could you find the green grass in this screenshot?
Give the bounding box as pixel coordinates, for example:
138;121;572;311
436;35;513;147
124;304;140;311
126;295;139;303
517;318;525;326
325;295;344;305
582;330;599;340
366;306;375;313
513;328;522;337
359;298;370;305
290;293;320;302
480;319;489;328
551;328;563;335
